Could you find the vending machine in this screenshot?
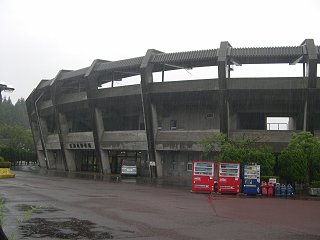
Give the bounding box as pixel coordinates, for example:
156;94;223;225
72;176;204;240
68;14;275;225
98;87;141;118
192;161;214;193
217;162;240;193
242;163;260;195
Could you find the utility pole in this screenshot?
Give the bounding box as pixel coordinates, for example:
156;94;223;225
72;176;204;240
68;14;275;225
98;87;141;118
0;82;15;102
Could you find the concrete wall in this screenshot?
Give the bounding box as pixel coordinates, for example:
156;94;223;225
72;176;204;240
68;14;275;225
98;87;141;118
227;77;307;90
101;131;147;150
158;107;220;131
65;132;94;143
161;151;200;185
47;150;64;170
156;130;218;151
229;130;301;152
38;100;53;110
46;134;61;150
30;77;320;178
58;92;87;105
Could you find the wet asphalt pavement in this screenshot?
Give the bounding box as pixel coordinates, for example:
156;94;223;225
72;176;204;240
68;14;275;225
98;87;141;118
1;168;320;240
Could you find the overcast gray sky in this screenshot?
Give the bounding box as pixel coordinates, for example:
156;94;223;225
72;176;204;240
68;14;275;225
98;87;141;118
0;0;319;103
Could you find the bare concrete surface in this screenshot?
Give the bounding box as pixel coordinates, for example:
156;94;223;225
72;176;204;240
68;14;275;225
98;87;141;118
1;170;320;240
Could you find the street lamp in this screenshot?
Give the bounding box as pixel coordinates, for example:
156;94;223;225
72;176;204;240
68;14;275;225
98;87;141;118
0;82;15;102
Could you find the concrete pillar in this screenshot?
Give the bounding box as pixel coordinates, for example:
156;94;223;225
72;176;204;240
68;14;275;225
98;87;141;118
49;70;72;171
84;59;111;174
140;49;163;178
39;116;56;168
31;93;50;169
39;117;48;140
29;115;47;168
36;150;46;167
218;41;232;136
93;107;111;174
57;112;76;171
302;39;317;133
304;39;318;89
30;120;47;167
303;99;308;131
47;151;56;169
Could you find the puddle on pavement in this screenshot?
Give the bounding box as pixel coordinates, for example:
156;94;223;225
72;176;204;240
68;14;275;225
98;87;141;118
19;217;113;239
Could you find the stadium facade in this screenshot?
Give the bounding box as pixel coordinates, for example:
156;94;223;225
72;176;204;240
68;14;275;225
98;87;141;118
26;39;320;181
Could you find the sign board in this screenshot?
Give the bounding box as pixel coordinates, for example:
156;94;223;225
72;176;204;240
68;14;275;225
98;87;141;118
149;161;156;166
269;178;277;184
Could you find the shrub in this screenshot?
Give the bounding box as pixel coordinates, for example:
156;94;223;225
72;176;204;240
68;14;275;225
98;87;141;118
200;133;275;176
278;132;320;184
0;162;11;168
310;181;320;188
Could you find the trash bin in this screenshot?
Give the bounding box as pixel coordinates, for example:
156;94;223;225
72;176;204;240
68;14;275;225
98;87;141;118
275;183;281;197
280;184;286;197
286;184;294;197
261;181;268;196
267;182;274;197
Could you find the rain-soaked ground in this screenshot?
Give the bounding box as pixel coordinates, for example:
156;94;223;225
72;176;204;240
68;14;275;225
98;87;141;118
3;200;114;239
1;167;320;239
11;165;192;189
20;217;112;239
15;204;113;239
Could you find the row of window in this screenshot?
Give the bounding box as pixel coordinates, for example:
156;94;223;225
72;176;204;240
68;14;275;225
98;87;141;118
69;143;93;149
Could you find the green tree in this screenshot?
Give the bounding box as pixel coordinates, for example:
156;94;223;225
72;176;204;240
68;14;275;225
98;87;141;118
0;98;29;128
0;125;36;164
278;132;320;184
200;133;275;176
13;98;30;128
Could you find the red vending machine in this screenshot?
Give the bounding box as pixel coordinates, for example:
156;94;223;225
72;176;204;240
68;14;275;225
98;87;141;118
191;161;214;193
218;162;240;194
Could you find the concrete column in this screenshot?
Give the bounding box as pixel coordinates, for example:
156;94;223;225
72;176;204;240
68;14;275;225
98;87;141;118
218;41;232;136
49;70;72;171
30;121;43;166
303;99;307;131
26;96;46;168
302;39;317;133
30;119;46;168
58;112;76;171
25;98;38;144
39;117;48;140
39;116;56;168
94;107;111;174
36;150;46;167
84;59;111;174
32;93;49;169
140;49;163;178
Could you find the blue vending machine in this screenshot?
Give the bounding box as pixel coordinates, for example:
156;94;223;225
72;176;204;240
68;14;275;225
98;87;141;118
242;163;260;195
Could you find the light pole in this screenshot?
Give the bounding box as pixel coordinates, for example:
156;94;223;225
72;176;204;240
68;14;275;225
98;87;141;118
0;82;15;102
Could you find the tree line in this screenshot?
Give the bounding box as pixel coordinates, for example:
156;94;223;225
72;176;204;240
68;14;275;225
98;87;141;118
0;98;37;165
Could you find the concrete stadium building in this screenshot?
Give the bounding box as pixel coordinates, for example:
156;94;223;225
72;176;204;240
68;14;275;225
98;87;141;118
26;39;320;181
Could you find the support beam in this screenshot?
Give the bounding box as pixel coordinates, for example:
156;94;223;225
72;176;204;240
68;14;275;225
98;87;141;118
140;49;163;178
302;39;317;133
51;70;72;171
290;55;304;65
303;89;316;134
218;41;232;136
84;59;111;174
303;39;318;89
58;112;76;171
26;96;47;168
34;92;49;169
